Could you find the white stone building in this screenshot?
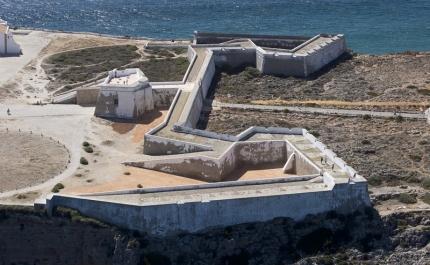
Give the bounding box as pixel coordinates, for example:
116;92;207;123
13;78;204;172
0;19;20;54
94;68;154;119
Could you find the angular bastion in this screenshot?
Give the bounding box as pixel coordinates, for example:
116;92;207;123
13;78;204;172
42;32;370;236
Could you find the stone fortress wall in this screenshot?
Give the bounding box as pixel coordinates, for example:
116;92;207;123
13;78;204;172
41;32;370;236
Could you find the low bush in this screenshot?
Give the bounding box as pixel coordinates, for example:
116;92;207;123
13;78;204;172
362;114;372;120
418;140;428;145
399;241;409;248
366;91;379;97
51;183;65;193
409;155;422;162
398;193;417;204
310;131;321;138
422;193;430;205
80;157;89;165
17;194;27;199
417;89;430;96
84;146;93;153
304;102;319;108
53;206;108;228
422;179;430;190
362;139;371;145
82;141;90;147
137;184;143;188
282;108;290;114
367;176;382;186
124;172;131;175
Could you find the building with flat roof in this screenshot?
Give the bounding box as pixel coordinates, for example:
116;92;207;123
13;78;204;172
0;19;20;54
94;68;154;119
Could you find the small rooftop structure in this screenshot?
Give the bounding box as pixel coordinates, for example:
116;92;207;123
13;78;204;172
0;18;20;54
94;68;154;119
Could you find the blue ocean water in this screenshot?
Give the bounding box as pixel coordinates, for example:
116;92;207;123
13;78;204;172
0;0;429;54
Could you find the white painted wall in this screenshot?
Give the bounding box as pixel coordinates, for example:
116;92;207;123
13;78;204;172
46;180;371;236
0;22;20;54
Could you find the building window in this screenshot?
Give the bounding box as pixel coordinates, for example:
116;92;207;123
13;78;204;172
113;95;119;105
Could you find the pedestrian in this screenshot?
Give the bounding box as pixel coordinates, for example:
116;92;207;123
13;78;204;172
332;163;335;171
321;157;324;164
324;156;327;164
7;108;10;115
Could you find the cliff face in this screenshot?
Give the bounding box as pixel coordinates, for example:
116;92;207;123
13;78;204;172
2;207;430;265
0;213;117;265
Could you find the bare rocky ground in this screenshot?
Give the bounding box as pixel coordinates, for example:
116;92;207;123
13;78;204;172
210;51;430;112
0;130;69;193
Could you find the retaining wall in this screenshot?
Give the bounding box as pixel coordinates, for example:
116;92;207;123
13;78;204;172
152;88;178;107
143;135;212;156
45;180;370;236
76;87;99;105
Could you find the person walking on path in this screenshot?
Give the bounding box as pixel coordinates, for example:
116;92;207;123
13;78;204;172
7;108;10;115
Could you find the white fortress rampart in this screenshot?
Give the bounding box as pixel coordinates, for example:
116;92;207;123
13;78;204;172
42;32;370;236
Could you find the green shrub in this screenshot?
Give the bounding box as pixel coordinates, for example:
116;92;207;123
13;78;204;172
80;157;89;165
124;172;131;175
317;256;334;265
75;174;82;177
137;184;143;188
418;140;428;145
172;47;187;55
422;179;430;190
367;176;382;186
362;114;372;120
84;146;93;153
282;108;290;114
86;179;93;183
244;66;260;78
409;155;422;162
220;86;233;92
17;194;27;199
54;183;65;190
366;91;379;97
398;193;417;204
53;206;108;228
407;85;418;89
388;115;405;123
422;193;430;205
362;139;371;145
304;102;319;108
51;183;64;193
82;141;90;147
310;131;321;138
417;89;430;96
399;241;409;248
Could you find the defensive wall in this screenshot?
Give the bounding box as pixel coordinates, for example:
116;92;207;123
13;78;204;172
38;32;370;236
44;176;369;236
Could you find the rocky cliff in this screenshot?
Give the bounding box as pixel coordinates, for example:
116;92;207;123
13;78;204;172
1;206;430;265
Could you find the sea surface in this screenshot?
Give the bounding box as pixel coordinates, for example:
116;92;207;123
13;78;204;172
1;0;429;54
